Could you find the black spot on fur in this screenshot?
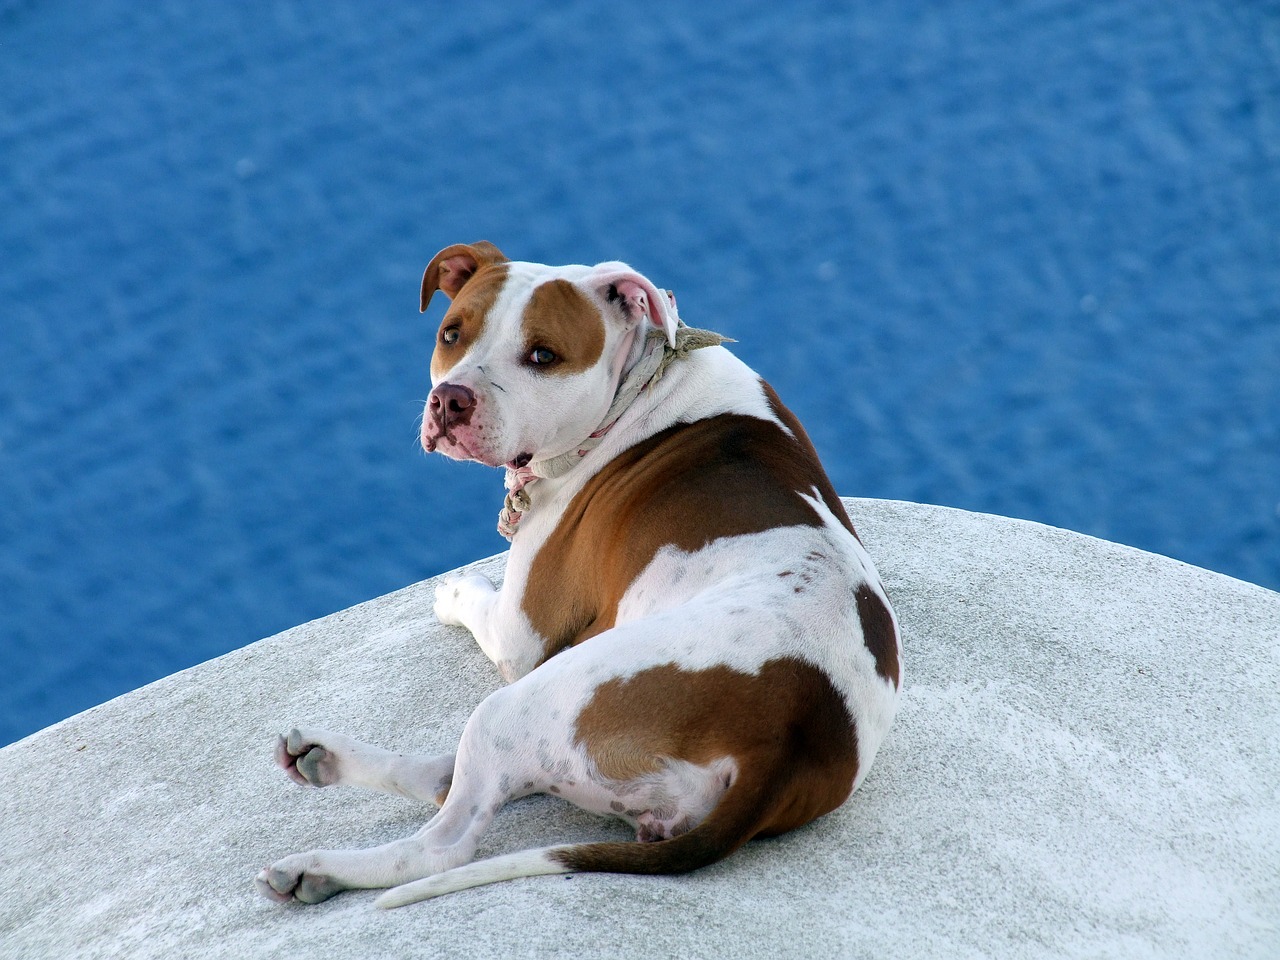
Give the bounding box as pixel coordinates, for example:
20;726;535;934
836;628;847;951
856;583;900;688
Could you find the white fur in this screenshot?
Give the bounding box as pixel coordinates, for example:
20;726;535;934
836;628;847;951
374;850;570;908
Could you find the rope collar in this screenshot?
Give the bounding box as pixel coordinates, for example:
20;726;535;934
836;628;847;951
497;321;731;540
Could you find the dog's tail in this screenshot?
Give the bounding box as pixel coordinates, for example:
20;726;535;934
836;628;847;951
375;761;779;909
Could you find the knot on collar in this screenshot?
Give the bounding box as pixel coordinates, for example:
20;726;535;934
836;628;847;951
496;320;732;540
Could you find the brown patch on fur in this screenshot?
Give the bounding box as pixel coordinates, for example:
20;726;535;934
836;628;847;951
523;412;836;655
557;656;858;874
420;241;508;313
430;263;510;380
521;279;606;375
856;584;900;688
433;776;452;806
761;380;860;542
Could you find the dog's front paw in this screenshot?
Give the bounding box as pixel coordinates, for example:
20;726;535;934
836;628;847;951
255;854;345;904
433;573;495;626
274;727;350;788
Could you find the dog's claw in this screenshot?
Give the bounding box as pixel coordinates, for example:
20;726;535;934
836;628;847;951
274;734;309;786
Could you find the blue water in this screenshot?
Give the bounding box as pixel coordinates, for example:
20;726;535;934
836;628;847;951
2;1;1277;746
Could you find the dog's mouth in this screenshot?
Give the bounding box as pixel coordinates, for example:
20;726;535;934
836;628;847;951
424;429;477;461
422;417;530;470
431;434;527;471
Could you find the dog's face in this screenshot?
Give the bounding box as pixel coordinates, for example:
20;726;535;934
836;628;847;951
419;242;677;468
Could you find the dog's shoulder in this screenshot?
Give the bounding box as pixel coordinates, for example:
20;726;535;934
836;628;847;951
599;346;857;545
519;349;859;658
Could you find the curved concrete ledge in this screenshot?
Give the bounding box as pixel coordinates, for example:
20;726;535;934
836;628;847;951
1;499;1277;959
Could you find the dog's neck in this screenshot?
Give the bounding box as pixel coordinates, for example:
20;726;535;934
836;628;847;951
497;322;732;541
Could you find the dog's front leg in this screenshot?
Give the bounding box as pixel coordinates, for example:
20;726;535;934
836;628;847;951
434;573;544;682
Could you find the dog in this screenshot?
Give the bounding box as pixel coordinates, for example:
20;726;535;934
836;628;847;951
255;242;902;908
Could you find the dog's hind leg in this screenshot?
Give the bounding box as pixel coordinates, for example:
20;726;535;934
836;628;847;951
256;750;508;904
255;780;496;904
257;687;541;904
274;726;456;804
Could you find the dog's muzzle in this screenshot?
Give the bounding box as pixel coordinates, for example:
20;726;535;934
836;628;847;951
428;382;476;432
422;382;478;454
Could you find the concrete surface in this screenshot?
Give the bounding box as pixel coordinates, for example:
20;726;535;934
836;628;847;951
1;499;1277;959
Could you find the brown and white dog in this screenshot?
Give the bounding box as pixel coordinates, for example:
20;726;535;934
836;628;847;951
255;242;902;908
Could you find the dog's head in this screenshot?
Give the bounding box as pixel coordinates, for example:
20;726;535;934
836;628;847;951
418;242;679;469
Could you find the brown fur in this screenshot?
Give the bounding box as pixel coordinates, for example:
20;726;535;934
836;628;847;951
520;279;606;375
558;656;859;874
420;241;509;312
761;381;860;542
856;583;900;688
522;397;843;659
429;263;510;381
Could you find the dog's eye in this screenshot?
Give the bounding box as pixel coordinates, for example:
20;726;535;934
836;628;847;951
528;347;557;366
440;327;460;346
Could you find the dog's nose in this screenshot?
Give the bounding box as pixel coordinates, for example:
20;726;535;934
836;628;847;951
428;382;477;430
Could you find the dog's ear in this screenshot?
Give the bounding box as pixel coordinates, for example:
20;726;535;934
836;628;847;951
420;241;509;313
590;265;679;348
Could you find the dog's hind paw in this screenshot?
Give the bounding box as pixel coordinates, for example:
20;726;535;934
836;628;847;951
255;857;345;904
274;727;347;788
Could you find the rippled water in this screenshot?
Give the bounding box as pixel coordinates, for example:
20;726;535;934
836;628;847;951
2;0;1277;745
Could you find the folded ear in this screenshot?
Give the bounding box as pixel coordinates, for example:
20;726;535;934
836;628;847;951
420;241;509;313
591;264;679;347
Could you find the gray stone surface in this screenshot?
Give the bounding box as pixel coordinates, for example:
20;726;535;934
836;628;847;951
1;499;1277;959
